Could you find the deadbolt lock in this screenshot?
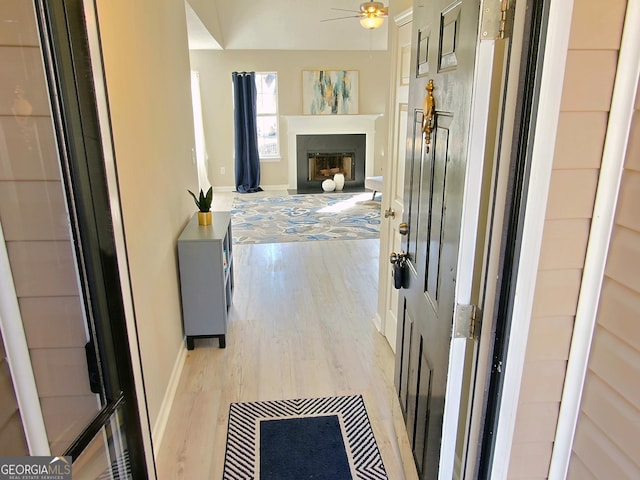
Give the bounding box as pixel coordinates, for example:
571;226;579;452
399;222;409;235
389;251;408;264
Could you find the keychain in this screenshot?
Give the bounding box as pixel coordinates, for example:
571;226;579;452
391;252;408;289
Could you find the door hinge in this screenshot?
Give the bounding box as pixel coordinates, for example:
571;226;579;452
480;0;514;40
454;304;481;339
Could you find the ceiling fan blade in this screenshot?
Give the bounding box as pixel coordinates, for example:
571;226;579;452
331;8;361;13
322;2;388;23
321;15;361;22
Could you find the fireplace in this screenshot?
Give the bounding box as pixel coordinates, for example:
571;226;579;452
285;115;380;192
296;134;366;192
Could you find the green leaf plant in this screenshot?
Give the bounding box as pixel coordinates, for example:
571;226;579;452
188;186;213;212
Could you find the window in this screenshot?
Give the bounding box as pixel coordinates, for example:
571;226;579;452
255;72;279;159
190;71;209;190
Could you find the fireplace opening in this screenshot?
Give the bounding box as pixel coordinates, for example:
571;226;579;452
296;134;366;192
307;153;355;182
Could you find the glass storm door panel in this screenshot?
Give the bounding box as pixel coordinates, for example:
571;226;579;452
72;403;131;479
0;0;102;454
0;0;150;476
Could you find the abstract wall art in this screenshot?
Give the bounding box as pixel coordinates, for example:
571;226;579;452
302;70;359;115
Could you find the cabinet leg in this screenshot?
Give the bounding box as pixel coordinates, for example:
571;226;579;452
219;335;226;349
186;337;194;350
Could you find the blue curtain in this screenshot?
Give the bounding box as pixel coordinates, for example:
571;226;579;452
232;72;263;193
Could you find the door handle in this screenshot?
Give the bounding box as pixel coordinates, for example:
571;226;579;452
384;208;395;218
399;222;409;236
85;341;101;395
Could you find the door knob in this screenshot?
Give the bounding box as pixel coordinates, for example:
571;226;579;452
399;222;409;235
384;208;395;218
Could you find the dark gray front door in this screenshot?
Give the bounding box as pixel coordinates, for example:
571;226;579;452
394;0;480;477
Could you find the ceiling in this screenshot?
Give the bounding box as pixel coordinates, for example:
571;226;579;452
186;0;411;51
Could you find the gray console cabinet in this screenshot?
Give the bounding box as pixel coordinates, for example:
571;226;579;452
177;212;234;349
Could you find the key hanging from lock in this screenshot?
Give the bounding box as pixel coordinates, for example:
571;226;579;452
390;251;408;289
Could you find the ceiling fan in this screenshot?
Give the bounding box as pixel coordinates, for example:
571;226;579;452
323;1;389;29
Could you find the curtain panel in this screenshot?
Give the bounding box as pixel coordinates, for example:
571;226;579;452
232;72;262;193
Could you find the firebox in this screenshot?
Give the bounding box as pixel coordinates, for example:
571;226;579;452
296;134;366;192
307;153;354;182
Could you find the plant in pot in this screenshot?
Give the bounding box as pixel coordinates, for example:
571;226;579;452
188;186;213;226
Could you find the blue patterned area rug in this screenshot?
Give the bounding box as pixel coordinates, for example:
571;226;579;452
231;192;380;244
222;395;388;480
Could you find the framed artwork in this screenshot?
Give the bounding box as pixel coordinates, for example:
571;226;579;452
302;70;359;115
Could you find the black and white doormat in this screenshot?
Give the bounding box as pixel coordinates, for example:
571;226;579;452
222;394;388;480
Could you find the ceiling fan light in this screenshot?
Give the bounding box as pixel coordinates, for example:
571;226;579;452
360;1;385;14
360;14;384;29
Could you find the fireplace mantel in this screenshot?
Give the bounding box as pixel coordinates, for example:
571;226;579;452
285;115;381;190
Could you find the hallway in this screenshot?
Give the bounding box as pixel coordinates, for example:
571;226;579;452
155;236;418;478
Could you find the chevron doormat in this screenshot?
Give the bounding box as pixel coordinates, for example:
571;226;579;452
222;395;388;480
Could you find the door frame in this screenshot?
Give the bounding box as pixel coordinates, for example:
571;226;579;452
476;0;576;477
439;35;505;479
376;7;413;347
80;0;156;473
437;4;530;475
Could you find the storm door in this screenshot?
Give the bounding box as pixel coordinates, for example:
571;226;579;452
0;1;151;476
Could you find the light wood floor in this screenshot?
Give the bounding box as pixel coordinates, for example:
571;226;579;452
156;196;418;479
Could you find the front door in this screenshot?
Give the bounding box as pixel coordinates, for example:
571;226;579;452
394;0;481;477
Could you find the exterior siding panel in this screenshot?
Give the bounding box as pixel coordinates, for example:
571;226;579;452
568;6;640;478
508;0;628;476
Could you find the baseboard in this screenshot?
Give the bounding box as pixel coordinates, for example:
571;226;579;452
212;185;235;193
372;312;383;332
152;343;187;457
213;184;290;193
262;184;289;191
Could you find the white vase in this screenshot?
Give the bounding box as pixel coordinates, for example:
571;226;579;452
322;179;336;192
333;173;345;191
